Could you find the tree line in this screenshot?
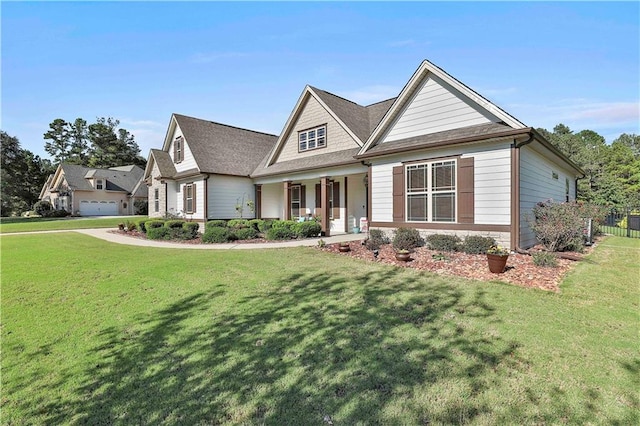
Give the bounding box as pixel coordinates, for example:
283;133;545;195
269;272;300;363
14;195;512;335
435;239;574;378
1;120;638;217
1;117;146;216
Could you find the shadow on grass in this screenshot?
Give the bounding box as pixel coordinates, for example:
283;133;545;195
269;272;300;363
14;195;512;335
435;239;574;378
18;268;621;424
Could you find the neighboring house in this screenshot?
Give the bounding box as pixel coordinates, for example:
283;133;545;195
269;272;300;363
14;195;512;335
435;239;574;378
143;114;277;221
39;163;147;216
147;60;584;249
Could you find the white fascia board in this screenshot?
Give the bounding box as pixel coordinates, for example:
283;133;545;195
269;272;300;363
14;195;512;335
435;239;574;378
265;86;312;166
308;87;364;148
161;115;178;152
253;164;368;185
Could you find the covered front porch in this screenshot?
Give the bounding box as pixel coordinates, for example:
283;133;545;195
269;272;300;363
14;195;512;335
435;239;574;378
254;171;368;237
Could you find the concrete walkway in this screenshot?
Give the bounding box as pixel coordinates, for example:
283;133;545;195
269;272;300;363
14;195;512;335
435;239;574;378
4;228;367;250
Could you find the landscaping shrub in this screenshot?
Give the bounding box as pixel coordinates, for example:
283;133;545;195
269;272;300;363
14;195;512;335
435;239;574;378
365;229;390;251
392;227;425;251
266;226;294;240
258;219;274;233
462;235;497;254
165;220;185;229
425;234;461;252
234;227;258;240
202;226;233;243
227;219;251;229
146;226;170;240
529;200;592;252
124;220;137;232
293;221;322;238
206;220;227;229
44;209;69;218
145;220;165;229
532;251;559;268
137;218;149;233
248;219;264;232
33;201;53;216
182;222;200;239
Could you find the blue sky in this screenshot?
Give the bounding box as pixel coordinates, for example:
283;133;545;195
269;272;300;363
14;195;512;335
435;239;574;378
2;1;639;161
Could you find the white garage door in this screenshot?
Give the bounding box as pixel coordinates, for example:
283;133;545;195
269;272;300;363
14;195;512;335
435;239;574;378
79;200;119;216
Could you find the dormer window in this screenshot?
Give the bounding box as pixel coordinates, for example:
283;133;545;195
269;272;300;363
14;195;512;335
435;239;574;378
299;125;326;152
174;136;183;163
96;179;104;190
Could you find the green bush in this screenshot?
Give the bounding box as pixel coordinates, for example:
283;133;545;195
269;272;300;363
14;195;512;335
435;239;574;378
266;226;294;240
258;219;274;233
124;220;137;232
165;220;185;229
529;201;589;252
202;227;232;243
293;221;322;238
365;229;390;251
182;222;200;239
426;234;461;252
248;219;264;232
33;201;53;216
206;220;227;229
234;227;258;240
44;209;69;218
227;219;251;229
146;227;170;240
532;251;559;268
462;235;497;254
145;220;165;229
137;218;149;233
392;227;425;251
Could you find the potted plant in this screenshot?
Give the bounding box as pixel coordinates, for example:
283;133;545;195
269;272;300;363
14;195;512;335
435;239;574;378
338;241;351;252
486;245;510;273
395;249;411;262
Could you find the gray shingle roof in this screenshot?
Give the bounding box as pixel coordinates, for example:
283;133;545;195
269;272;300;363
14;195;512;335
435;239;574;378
149;149;177;178
58;163;144;193
174;114;278;176
357;123;525;159
252;147;362;178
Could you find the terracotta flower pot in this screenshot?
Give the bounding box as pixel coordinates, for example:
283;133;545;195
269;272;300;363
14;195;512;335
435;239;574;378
339;245;351;253
395;252;411;262
487;254;509;273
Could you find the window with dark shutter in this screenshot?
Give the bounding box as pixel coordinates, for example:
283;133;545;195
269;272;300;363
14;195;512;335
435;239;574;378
457;158;474;224
392;166;405;222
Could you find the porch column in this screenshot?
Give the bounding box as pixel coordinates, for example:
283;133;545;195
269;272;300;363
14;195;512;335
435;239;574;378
255;184;262;219
283;181;291;220
320;176;330;237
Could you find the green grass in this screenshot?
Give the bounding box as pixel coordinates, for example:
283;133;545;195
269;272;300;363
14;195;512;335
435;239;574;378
0;216;144;234
600;224;640;239
2;234;638;424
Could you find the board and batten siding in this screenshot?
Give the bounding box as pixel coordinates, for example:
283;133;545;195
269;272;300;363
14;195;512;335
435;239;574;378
519;145;577;248
207;175;256;220
370;143;511;224
382;75;499;143
148;161;166;218
276;95;360;163
169;125;198;173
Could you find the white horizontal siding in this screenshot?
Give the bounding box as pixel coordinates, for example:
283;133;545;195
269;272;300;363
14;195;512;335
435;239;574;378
473;148;511;225
371;162;397;222
519;146;576;248
208;175;256;220
175;178;205;220
383;75;498;143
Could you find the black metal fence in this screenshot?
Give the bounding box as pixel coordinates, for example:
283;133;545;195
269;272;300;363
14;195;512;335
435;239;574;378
601;207;640;239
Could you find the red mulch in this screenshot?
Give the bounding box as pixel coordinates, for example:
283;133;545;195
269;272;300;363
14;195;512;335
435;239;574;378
319;241;596;292
111;229;594;292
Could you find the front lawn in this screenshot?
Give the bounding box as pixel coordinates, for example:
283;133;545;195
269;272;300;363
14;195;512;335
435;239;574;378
1;234;638;424
0;216;144;234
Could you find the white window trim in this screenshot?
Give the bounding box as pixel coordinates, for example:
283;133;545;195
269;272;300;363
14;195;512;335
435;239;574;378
298;125;327;153
290;184;301;218
154;188;159;212
405;159;457;223
96;179;104;190
184;183;194;214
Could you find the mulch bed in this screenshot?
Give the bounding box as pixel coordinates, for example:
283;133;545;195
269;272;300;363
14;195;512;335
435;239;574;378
319;241;596;292
111;229;594;292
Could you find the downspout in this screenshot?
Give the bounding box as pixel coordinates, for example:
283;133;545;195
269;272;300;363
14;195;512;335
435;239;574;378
361;161;372;228
511;132;535;252
203;175;209;222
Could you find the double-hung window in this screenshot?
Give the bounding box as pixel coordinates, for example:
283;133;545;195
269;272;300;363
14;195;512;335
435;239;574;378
154;188;159;212
96;179;103;190
406;160;456;222
299;125;326;152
